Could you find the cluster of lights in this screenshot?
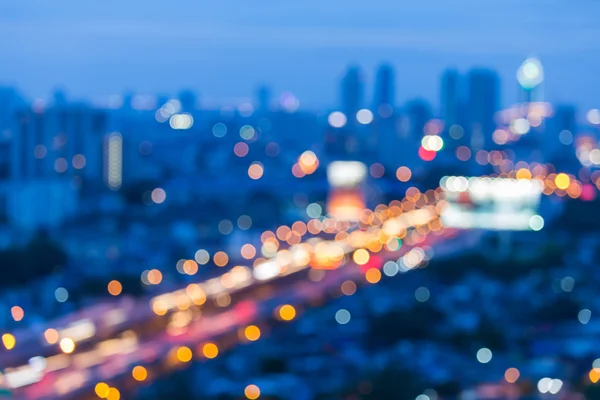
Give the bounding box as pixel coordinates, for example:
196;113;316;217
155;99;182;122
169;113;194;130
95;382;121;399
441;175;543;199
106;132;123;191
0;176;446;399
293;150;319;177
537;378;563;394
421;135;444;152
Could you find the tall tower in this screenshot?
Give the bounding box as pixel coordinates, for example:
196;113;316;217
374;64;395;113
178;90;197;112
549;105;578;165
256;85;271;112
406;99;432;137
340;66;363;120
467;68;500;150
517;57;544;103
11;105;106;183
441;69;461;128
373;64;397;165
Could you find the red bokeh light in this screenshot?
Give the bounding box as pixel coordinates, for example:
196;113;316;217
418;146;436;161
359;255;382;274
581;183;596;201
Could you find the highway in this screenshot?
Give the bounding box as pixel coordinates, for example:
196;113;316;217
2;203;446;399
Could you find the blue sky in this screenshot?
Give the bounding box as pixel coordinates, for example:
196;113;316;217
1;0;599;111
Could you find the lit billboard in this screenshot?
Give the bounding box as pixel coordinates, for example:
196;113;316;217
440;176;543;231
326;161;367;221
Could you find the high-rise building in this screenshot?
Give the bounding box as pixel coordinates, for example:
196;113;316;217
440;69;461;128
104;132;123;190
178;90;197;112
406;99;432;137
0;87;24;132
256;85;271;112
10;104;107;183
374;64;395;113
467;68;500;150
548;105;579;171
340;66;363;120
516;57;544;103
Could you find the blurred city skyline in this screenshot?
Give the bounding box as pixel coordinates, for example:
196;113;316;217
1;0;600;109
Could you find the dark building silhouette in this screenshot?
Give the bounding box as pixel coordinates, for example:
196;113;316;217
406;99;432;138
178;90;197;112
467;69;500;150
256;85;271;112
548;105;578;169
441;69;461;128
340;66;364;120
374;64;395;113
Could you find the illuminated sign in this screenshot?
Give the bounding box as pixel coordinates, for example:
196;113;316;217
327;161;368;221
440;176;543;231
327;161;367;189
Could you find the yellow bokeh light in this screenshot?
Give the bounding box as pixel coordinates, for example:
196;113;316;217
176;346;193;362
60;338;76;354
244;325;261;341
186;284;206;306
2;333;16;350
353;249;370;265
132;365;148;381
107;387;120;400
278;304;296;321
202;342;219;359
365;268;382;284
245;384;261;399
95;382;110;398
44;328;59;344
152;299;168;316
590;369;600;383
107;280;123;296
147;269;163;285
555;173;570;190
182;259;199;275
515;168;531;180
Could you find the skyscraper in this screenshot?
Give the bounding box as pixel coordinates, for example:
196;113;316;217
340;66;363;120
467;68;500;150
517;57;544;103
440;69;461;128
550;105;579;171
374;64;394;114
256;85;271;112
178;90;197;112
406;99;432;137
10;104;107;183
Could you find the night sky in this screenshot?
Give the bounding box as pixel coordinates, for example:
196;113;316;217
1;0;599;110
